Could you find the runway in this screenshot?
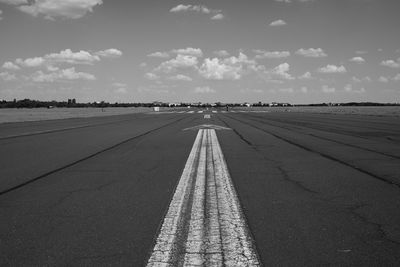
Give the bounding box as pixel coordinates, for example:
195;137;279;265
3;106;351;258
1;110;400;266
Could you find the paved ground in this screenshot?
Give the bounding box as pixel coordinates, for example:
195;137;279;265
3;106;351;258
1;110;400;266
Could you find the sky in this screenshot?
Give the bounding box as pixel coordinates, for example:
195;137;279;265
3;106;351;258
0;0;400;104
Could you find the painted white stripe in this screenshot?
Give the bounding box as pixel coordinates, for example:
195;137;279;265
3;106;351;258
212;110;217;113
147;129;260;266
198;110;203;113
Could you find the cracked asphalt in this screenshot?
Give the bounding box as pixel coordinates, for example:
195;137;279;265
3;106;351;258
1;110;400;266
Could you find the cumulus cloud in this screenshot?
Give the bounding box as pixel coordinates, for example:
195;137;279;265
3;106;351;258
393;74;400;81
274;0;315;3
199;53;258;80
318;64;347;73
378;76;389;83
16;57;45;67
349;57;365;63
170;4;211;14
0;0;28;5
31;67;95;82
298;71;313;80
195;86;216;94
155;54;199;73
0;71;17;81
279;88;294;93
269;19;287;26
2;61;20;70
295;48;327;58
148;52;170;58
0;9;3;20
145;72;159;80
171;47;203;57
211;13;224;20
4;48;122;69
95;48;123;58
269;63;295;80
380;59;400;68
254;50;290;59
168;74;193;81
322;85;335;93
170;4;223;20
355;50;368;55
199;58;242;80
14;0;103;20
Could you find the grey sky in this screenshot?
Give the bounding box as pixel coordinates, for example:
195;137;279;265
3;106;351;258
0;0;400;103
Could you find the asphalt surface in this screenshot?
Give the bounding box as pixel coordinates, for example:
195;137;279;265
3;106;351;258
1;110;400;266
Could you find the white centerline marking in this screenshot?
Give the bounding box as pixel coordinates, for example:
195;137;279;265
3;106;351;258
204;114;211;119
147;129;260;266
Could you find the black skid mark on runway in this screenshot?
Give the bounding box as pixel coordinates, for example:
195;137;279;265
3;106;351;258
225;114;400;190
0;117;142;141
243;114;400;160
0;117;187;196
345;204;400;246
219;116;320;196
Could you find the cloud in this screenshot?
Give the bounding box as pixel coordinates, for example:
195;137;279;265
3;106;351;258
148;52;170;58
31;67;96;82
0;0;28;5
378;76;389;83
199;53;258;80
298;71;313;80
349;57;365;63
12;0;103;20
295;48;327;58
16;57;46;67
170;4;211;14
254;50;290;59
2;61;20;70
269;63;295;80
95;48;123;58
168;74;193;81
393;74;400;81
195;86;216;94
269;19;287;26
155;54;199;73
5;48;121;69
274;0;315;3
169;4;223;19
199;58;242;80
380;59;400;68
211;13;224;20
214;50;230;57
322;85;335;93
318;64;347;73
171;47;203;57
144;72;159;80
0;9;3;20
0;71;17;81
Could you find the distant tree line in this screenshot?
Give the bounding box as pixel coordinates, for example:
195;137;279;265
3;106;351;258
0;99;163;109
1;99;399;109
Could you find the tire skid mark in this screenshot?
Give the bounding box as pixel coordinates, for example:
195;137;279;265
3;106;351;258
0;116;143;140
244;113;400;159
0;116;187;196
223;114;400;189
